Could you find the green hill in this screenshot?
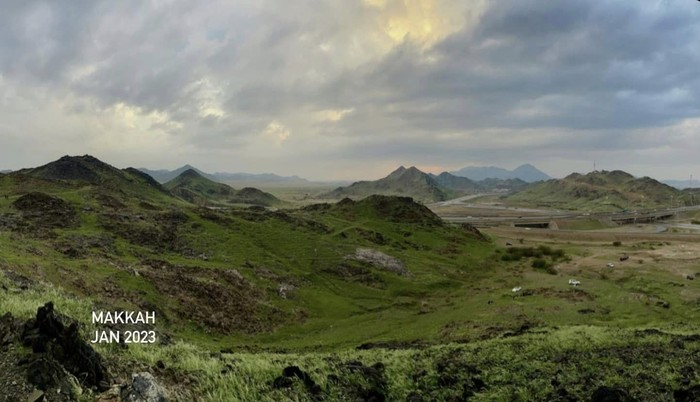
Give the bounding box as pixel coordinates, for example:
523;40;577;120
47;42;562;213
507;170;684;211
323;166;455;203
0;158;493;349
5;155;175;207
139;164;215;183
164;169;280;206
1;157;700;401
430;172;480;193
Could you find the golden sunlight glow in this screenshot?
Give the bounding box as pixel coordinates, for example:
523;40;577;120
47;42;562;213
263;120;291;145
363;0;479;49
112;103;182;131
315;108;355;122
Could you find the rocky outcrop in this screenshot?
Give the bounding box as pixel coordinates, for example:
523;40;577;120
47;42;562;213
21;302;109;390
121;372;169;402
351;248;411;276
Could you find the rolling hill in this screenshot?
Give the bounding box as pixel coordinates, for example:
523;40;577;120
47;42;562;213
0;155;494;349
8;155;170;200
139;164;215;183
1;156;699;401
323;167;530;203
429;172;480;193
323;166;454;203
140;165;311;186
506;170;685;211
164;169;280;206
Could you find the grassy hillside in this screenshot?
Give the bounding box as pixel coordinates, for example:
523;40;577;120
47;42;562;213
323;167;530;204
165;168;281;206
507;170;686;211
430;172;480;193
1;156;699;400
323;166;455;203
0;157;493;350
3;278;698;401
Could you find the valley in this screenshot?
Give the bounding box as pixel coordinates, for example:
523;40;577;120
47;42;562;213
0;156;699;401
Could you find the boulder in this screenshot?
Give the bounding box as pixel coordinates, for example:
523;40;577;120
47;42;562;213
121;372;169;402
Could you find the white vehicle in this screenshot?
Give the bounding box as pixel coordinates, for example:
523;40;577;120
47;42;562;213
568;279;581;287
512;286;522;293
606;263;615;268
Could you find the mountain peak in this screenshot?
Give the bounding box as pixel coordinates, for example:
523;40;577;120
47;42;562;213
386;166;408;179
453;163;550;182
323;166;449;203
179;168;203;179
27;154;120;183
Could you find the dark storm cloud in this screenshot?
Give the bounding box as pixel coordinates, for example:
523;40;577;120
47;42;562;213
318;0;700;137
0;0;97;82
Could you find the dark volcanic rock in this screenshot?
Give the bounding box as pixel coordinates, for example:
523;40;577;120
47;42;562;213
461;223;488;241
272;376;294;389
121;372;169;402
26;355;65;390
279;366;321;396
332;360;388;402
0;312;21;348
674;385;700;402
406;392;423;402
31;155;103;183
11;192;77;229
21;302;109;389
591;386;636;402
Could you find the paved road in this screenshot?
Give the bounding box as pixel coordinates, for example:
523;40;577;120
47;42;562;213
439;204;700;227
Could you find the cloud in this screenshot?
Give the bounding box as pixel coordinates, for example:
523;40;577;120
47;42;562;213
315;108;355;122
262;120;291;145
0;0;699;180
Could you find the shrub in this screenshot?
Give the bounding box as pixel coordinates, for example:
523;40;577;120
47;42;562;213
612;241;622;247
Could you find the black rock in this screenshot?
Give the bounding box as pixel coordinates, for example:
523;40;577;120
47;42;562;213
406;392;423;402
673;385;700;402
26;356;64;390
591;386;636;402
21;302;109;389
272;376;293;389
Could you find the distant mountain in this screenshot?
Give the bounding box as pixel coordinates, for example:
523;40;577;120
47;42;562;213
139;165;215;183
323;166;454;203
0;170;11;174
452;164;550;182
477;177;530;192
164;169;280;206
431;172;529;193
430;172;480;193
663;179;700;190
139;165;310;186
507;170;684;211
212;172;309;184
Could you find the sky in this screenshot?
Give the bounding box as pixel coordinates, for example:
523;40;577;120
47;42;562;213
1;0;699;181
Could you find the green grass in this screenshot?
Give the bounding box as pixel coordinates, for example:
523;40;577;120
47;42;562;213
1;164;700;400
3;272;696;401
